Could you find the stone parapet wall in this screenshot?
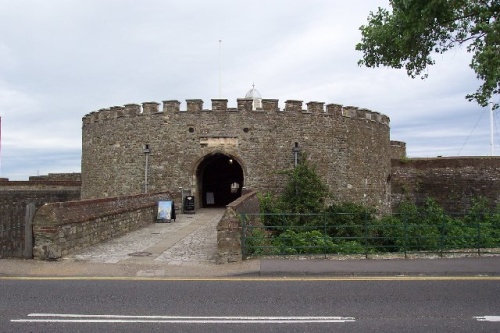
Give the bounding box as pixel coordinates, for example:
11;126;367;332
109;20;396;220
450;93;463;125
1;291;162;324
29;173;82;182
216;190;260;264
32;191;171;260
0;188;81;258
391;157;500;212
83;99;390;125
0;181;81;190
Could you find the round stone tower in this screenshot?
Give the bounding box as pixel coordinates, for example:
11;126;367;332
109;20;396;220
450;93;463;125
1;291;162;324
81;91;392;213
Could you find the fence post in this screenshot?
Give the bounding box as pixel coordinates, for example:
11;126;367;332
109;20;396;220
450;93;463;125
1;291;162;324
403;212;408;259
476;215;481;256
323;211;330;259
439;215;445;258
241;213;247;259
363;211;368;259
23;202;35;259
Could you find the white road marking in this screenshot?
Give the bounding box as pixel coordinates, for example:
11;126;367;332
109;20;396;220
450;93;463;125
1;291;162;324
474;316;500;322
11;313;355;324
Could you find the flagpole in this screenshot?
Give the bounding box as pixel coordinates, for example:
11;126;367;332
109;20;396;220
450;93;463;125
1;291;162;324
219;39;222;98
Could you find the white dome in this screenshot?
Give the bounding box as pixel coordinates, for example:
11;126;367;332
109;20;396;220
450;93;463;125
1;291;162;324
244;84;262;110
245;86;262;99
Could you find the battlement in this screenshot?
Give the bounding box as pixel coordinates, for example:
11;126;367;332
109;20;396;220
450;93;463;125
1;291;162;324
82;98;390;126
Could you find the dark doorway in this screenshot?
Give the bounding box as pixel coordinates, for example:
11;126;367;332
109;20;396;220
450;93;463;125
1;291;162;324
197;154;244;207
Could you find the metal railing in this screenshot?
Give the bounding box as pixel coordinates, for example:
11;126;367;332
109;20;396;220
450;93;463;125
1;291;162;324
240;212;500;259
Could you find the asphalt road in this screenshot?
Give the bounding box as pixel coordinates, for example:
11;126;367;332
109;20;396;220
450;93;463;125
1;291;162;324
1;278;499;332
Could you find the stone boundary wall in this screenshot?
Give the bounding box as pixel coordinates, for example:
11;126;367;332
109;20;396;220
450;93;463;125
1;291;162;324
216;190;260;264
0;180;81;190
33;191;171;260
0;181;81;258
391;157;500;212
29;173;81;182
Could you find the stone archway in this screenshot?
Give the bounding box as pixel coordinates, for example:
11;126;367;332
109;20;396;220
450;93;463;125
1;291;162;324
196;153;244;207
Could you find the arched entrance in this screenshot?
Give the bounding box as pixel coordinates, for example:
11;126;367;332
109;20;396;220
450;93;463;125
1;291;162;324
196;153;244;207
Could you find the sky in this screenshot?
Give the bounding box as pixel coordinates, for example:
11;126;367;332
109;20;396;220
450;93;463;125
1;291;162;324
0;0;498;180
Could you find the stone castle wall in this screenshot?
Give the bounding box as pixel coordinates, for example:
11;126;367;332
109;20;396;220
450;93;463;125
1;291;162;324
391;157;500;212
390;140;407;160
81;98;392;213
0;178;81;258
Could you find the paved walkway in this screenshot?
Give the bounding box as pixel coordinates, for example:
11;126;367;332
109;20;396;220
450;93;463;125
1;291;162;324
66;209;224;266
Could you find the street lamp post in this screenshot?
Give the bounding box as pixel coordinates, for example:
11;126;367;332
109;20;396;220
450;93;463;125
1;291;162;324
292;142;301;167
179;186;184;214
143;144;151;193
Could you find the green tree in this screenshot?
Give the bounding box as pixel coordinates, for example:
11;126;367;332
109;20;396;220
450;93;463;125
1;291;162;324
356;0;500;109
258;156;329;230
280;157;329;216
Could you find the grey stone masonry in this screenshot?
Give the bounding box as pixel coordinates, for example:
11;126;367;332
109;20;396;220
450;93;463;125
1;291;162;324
81;97;392;214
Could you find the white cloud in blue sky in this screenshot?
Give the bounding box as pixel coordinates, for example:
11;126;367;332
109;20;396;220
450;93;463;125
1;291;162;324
0;0;498;180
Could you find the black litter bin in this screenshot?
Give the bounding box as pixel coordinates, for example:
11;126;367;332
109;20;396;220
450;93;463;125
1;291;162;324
184;196;195;213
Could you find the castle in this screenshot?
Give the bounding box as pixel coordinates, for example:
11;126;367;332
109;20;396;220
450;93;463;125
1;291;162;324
81;87;393;213
2;88;499;260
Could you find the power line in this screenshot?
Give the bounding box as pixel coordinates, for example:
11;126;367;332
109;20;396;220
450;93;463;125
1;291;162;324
457;107;487;156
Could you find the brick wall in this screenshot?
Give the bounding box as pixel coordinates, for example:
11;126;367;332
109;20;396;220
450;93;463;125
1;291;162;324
32;191;171;260
391;157;500;212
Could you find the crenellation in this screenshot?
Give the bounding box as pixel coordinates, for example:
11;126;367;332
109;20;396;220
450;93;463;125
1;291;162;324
326;103;343;116
381;114;390;125
124;103;141;116
237;98;253;111
163;100;180;113
110;106;124;118
342;106;358;118
186;99;203;112
357;108;370;120
306;101;325;113
370;111;381;122
211;99;228;111
262;99;279;112
97;108;111;121
142;102;160;114
82;114;91;126
89;112;99;123
285;100;303;112
84;98;392;127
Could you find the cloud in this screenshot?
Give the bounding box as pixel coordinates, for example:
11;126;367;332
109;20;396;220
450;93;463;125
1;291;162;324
0;0;496;180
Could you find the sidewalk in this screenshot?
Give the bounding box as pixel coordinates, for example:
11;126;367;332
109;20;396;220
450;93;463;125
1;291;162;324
259;257;500;277
1;256;499;278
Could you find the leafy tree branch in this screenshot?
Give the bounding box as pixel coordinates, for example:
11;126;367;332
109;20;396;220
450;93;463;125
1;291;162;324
356;0;500;109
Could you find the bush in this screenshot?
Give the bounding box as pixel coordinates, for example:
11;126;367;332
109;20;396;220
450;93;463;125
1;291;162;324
253;152;500;256
272;230;334;255
244;226;278;256
324;203;375;239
